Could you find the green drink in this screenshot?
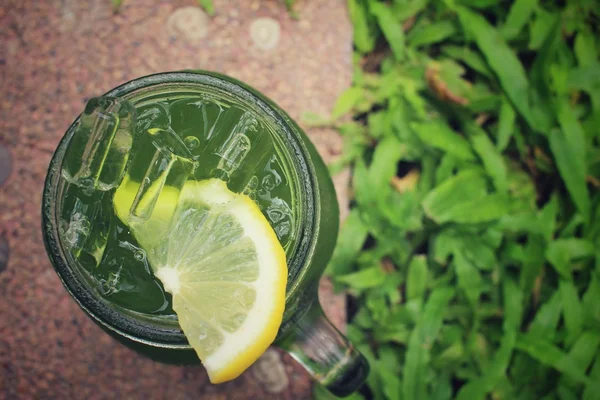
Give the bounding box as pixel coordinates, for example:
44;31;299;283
43;71;368;396
60;93;297;318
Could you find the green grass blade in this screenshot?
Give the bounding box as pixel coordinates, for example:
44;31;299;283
455;6;552;132
515;335;592;384
112;0;122;12
392;0;430;21
566;331;600;378
368;135;405;191
503;279;524;331
326;209;369;276
500;0;538;40
550;100;591;220
546;238;595;279
574;30;597;67
408;20;458;48
528;291;562;339
529;14;561;98
349;0;377;52
404;288;455;400
496;99;516;152
197;0;215;16
407;255;429;302
429;193;509;224
519;234;546;295
442;46;493;78
336;266;388;289
559;280;584;345
412;121;475;161
456;281;522;399
453;250;482;305
332;87;364;120
464;121;508;193
582;276;600;330
583;354;600;400
370;2;405;60
423;169;487;223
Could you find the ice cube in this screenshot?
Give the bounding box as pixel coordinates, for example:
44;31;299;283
242;175;259;200
205;104;246;145
62;97;135;192
255;156;294;243
169;97;225;138
126;128;196;222
101;268;122;296
212;111;264;181
267;198;293;240
215;132;251;178
136;102;170;132
257;155;284;198
168;97;226;159
61;188;111;266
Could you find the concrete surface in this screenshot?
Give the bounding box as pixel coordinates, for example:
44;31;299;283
0;0;352;399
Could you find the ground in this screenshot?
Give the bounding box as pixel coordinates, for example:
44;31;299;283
0;1;352;398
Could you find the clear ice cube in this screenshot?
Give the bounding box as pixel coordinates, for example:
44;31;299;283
242;175;259;200
215;131;252;177
136;102;170;132
257;156;294;242
101;268;122;296
126;128;196;222
211;110;270;184
167;97;228;163
267;198;293;239
62;97;135;192
61;188;112;266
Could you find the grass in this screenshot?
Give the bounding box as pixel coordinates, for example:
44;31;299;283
311;0;600;399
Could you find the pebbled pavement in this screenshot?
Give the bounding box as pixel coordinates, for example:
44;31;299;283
0;1;352;399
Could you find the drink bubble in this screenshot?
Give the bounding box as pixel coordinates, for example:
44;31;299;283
184;136;200;150
134;250;146;261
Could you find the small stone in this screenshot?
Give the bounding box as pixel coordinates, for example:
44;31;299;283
250;18;281;51
0;236;8;273
167;7;210;42
251;348;289;393
0;144;12;186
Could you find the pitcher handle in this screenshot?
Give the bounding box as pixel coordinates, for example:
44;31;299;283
277;300;369;397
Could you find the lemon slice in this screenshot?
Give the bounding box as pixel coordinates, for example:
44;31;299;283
114;178;287;383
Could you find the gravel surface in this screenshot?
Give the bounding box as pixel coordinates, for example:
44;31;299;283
0;1;352;398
